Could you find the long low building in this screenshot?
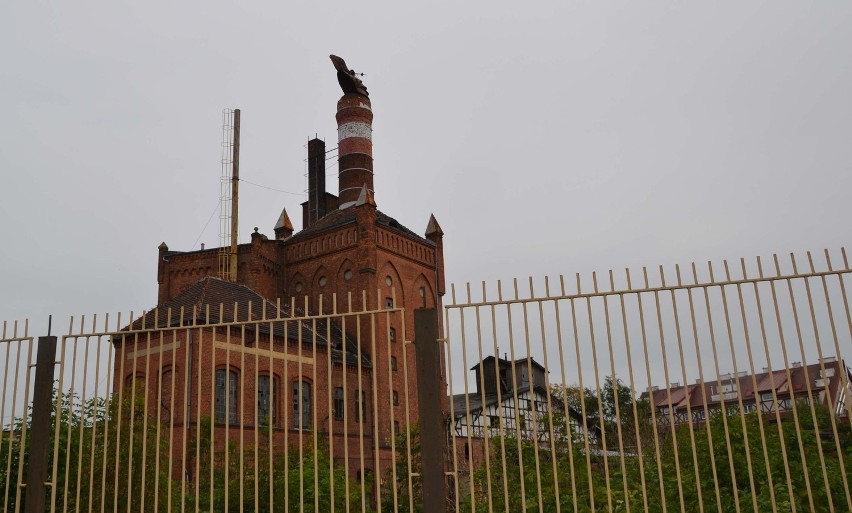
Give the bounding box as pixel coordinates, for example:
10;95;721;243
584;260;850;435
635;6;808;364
641;357;850;428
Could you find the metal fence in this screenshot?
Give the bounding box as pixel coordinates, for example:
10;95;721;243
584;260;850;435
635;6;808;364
0;293;442;513
444;249;851;513
1;248;851;512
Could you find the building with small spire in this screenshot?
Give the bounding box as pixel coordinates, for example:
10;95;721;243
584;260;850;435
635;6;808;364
120;55;446;483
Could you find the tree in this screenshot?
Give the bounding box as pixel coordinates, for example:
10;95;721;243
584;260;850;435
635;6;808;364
192;421;365;513
0;387;366;513
551;377;651;451
455;380;851;513
462;408;608;513
0;386;181;512
382;423;423;513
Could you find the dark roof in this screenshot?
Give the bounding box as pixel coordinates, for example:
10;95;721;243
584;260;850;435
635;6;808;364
287;207;431;245
471;355;547;373
124;277;370;367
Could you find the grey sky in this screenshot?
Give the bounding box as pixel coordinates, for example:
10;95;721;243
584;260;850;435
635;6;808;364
1;1;850;331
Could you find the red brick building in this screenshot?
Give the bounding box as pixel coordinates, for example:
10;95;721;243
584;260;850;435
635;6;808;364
113;57;446;483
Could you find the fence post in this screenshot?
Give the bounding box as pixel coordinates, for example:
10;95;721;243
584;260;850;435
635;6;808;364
25;335;57;513
414;307;448;512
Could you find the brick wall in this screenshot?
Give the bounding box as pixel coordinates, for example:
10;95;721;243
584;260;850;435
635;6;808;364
112;326;382;478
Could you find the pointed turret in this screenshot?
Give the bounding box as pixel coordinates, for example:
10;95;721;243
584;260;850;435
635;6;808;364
425;214;445;296
157;242;170;304
274;208;294;240
355;183;376;207
425;214;443;237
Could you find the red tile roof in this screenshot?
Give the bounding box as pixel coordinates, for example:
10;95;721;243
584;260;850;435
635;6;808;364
642;359;848;413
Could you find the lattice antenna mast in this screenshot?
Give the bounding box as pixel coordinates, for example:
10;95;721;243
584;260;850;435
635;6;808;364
218;108;240;281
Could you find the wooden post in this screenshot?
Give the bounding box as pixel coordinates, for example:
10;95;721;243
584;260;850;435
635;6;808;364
25;335;57;513
414;308;447;512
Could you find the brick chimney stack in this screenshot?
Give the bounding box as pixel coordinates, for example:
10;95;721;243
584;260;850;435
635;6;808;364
336;93;373;208
305;138;327;228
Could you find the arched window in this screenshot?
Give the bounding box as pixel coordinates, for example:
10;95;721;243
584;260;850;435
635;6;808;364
293;380;311;430
125;374;146;397
215;369;238;424
258;375;277;426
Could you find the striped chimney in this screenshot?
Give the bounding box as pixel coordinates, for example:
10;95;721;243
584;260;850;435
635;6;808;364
330;55;374;208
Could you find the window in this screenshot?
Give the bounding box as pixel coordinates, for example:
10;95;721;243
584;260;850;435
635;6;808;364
215;369;238;424
293;380;311;429
389;327;397;343
489;415;499;428
160;368;173;423
355;390;366;423
126;374;146;396
721;382;738;394
393;421;400;434
333;387;345;420
392;390;399;406
385;297;394;309
258;375;276;426
391;356;398;371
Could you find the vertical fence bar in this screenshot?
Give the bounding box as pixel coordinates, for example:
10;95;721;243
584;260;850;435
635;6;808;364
457;284;475;512
602;273;632;513
821;250;852;426
415;307;447;512
785;255;836;511
24;335;57;513
554;278;580;513
769;255;817;511
0;328;13;513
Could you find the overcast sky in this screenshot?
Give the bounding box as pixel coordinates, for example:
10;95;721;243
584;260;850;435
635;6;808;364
1;1;850;334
